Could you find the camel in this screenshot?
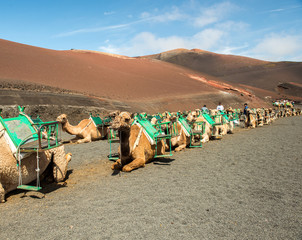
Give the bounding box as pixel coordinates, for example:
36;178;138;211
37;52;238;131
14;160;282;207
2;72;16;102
56;114;108;144
209;109;228;137
224;108;235;133
157;111;203;152
256;109;264;126
111;112;166;172
163;115;190;152
285;108;292;117
0;132;72;202
262;108;272;124
245;109;256;128
187;111;212;143
148;113;188;152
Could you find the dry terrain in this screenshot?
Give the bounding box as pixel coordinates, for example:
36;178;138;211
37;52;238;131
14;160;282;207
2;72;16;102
1;38;302;239
0;115;301;240
0;39;281;121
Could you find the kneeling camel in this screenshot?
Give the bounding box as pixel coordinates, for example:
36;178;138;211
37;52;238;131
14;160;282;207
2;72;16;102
111;112;166;172
0;132;72;203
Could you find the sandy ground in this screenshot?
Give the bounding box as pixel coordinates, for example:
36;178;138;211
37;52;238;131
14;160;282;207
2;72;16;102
0;116;301;240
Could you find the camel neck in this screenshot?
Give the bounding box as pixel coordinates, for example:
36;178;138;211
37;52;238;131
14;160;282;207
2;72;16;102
119;127;130;157
62;120;79;135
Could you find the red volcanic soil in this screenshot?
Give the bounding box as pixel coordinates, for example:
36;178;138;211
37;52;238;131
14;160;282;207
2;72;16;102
0;39;217;101
143;49;302;100
0;39;277;117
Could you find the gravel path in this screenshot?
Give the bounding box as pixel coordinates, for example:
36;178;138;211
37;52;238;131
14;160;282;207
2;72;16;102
0;116;301;240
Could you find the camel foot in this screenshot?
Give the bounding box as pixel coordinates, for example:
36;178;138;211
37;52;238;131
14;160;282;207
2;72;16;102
122;165;133;172
175;146;185;152
111;160;122;170
0;184;5;203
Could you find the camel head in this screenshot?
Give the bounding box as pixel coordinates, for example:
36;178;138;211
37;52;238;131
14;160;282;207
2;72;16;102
110;112;133;130
150;116;158;125
226;107;233;114
158;116;176;134
209;109;218;116
186;111;198;123
56;114;68;124
108;110;121;119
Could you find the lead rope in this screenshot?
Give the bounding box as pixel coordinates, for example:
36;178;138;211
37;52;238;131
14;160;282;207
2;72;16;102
36;148;40;188
79;119;93;134
18;148;22;186
133;126;143;151
119;130;122;176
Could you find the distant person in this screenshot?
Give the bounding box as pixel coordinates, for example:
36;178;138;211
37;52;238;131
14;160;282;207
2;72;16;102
201;105;209;113
286;101;291;108
274;100;280;109
243;103;248;115
217;102;224;111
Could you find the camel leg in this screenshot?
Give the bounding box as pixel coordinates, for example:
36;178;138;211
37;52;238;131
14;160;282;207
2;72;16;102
201;134;209;143
175;144;186;152
0;182;5;203
73;136;92;144
69;136;80;143
122;158;146;172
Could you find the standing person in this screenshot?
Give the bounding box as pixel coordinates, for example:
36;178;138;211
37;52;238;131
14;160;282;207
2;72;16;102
217;102;224;111
201;105;209;113
243;103;248;115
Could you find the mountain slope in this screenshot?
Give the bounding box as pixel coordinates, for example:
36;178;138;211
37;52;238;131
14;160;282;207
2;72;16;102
0;39;274;118
142;49;302;98
0;39;217;101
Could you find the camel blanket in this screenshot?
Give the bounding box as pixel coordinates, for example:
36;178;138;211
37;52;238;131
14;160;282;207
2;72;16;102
0;122;30;160
177;120;191;137
133;122;156;146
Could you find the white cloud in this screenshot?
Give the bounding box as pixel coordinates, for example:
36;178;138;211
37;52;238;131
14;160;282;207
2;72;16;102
99;44;120;54
217;44;249;55
215;21;248;32
262;5;302;14
54;23;132;37
192;29;224;49
251;33;302;60
193;2;238;28
55;6;186;38
98;29;225;56
140;6;186;23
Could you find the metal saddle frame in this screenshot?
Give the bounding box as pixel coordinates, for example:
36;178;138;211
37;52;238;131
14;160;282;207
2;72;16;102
0;106;61;192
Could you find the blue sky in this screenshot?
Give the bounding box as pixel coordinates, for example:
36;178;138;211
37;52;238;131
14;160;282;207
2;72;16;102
1;0;302;61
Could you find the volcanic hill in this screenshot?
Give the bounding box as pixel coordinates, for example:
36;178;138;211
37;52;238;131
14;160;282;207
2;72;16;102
0;39;300;121
142;48;302;99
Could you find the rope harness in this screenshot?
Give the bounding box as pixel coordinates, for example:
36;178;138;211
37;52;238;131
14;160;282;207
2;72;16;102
132;127;143;151
79;119;93;134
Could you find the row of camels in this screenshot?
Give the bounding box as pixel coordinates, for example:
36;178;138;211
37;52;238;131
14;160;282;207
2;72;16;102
55;106;300;173
0;105;300;202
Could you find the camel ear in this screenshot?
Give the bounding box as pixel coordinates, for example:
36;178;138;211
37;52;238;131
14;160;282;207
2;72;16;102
130;113;136;118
